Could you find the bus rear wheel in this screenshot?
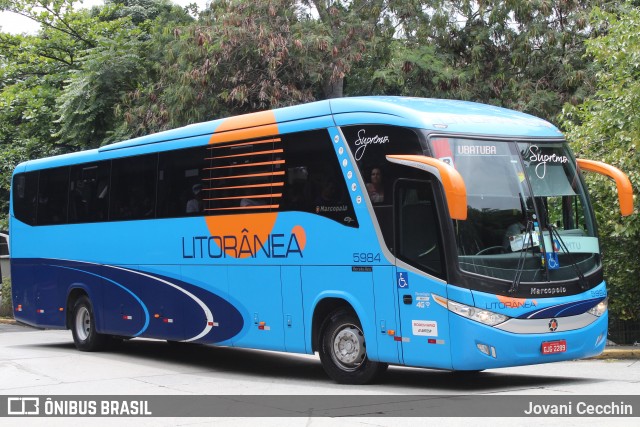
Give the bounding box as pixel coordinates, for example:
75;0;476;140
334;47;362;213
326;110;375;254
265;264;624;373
319;309;387;384
71;295;109;351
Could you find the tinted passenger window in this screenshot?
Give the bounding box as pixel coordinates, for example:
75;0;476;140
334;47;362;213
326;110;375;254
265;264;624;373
341;125;424;206
341;125;424;244
157;147;208;217
68;162;110;223
202;138;279;214
12;172;38;226
37;167;69;225
279;130;358;227
110;154;157;220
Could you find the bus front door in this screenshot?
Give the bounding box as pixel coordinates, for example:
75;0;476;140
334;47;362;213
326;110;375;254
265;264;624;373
393;179;453;370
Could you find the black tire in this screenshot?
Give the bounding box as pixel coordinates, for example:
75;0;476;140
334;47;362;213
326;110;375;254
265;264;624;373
319;309;388;384
71;295;110;351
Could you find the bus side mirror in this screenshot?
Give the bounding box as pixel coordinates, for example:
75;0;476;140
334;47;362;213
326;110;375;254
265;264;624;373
576;158;635;216
386;155;468;220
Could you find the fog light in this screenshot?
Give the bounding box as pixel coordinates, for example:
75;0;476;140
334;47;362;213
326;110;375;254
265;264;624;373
477;343;490;355
477;343;497;358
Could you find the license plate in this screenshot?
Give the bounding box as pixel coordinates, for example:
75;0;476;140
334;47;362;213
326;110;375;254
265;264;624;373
541;340;567;355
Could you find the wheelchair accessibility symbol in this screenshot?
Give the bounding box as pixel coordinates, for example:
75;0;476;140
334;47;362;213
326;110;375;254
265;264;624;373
546;252;560;270
397;272;409;289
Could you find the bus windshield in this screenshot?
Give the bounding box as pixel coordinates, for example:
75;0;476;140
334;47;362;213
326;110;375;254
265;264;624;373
429;137;599;284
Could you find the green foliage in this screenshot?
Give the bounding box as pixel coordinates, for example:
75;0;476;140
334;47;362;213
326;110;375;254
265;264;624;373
119;0;389;135
561;3;640;320
54;0;192;148
0;0;192;229
1;277;11;317
370;0;601;121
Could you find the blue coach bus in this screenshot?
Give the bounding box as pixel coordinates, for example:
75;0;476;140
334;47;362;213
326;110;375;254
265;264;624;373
10;97;634;384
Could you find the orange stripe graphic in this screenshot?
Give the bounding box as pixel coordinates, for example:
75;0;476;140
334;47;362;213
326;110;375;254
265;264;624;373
203;171;285;181
209;110;278;145
207;138;281;150
204;182;284;191
205;194;282;201
205;149;283;161
204;160;285;171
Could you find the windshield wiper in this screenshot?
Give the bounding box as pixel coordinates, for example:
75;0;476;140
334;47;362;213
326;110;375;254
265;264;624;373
508;220;535;294
548;223;587;290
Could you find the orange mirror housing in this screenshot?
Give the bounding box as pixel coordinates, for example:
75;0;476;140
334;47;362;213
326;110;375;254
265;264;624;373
386;155;468;220
577;158;635;216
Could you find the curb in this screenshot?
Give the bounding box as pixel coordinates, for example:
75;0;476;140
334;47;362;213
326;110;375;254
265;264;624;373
592;347;640;360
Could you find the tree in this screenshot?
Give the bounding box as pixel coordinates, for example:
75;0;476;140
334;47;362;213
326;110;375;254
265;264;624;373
561;3;640;321
0;0;99;229
370;0;602;122
302;0;387;98
119;0;392;135
0;0;191;228
55;0;193;148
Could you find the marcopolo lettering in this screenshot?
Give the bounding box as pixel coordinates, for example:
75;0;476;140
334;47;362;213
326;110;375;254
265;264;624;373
530;286;567;296
182;230;303;259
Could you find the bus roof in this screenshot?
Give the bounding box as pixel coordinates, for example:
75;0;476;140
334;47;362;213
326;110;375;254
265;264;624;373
329;97;562;137
101;97;562;152
16;96;563;171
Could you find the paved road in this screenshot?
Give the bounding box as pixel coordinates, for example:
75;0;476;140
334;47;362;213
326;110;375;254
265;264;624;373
1;323;638;426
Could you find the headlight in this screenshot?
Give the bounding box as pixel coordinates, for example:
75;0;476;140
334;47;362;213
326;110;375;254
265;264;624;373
433;295;509;326
587;298;608;317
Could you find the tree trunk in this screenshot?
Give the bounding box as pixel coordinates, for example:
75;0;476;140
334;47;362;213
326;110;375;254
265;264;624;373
323;77;344;99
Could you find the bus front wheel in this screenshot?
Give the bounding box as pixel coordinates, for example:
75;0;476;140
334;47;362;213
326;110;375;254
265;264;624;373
319;309;387;384
71;295;109;351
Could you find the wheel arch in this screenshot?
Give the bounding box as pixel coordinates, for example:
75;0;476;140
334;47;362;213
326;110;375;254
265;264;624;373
65;284;97;330
309;293;379;360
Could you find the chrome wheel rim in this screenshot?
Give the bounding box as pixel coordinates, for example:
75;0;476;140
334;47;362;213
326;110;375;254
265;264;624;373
75;306;91;341
331;323;366;371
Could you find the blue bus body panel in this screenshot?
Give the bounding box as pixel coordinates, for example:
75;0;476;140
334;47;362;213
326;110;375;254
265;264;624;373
394;269;453;369
448;311;607;370
11;258;245;343
470;282;607;319
329;97;564;137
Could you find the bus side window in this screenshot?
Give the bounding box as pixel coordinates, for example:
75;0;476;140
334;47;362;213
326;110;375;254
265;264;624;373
201;138;278;215
157;146;207;218
37;167;70;226
279;130;358;227
110;154;158;221
68;162;110;223
12;172;38;226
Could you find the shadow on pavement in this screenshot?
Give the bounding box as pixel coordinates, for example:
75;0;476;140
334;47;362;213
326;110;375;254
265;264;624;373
26;336;598;392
